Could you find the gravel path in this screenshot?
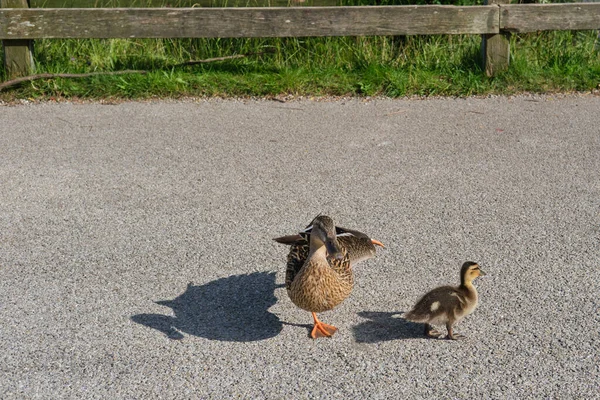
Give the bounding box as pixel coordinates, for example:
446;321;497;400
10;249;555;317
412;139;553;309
1;95;599;399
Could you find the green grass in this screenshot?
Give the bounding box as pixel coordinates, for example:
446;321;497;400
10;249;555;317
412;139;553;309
1;30;599;100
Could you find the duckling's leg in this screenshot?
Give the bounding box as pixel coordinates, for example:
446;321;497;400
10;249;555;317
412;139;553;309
425;323;443;338
311;312;338;338
445;323;465;340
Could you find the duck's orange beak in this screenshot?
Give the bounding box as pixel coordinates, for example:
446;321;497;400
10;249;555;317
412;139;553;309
371;239;385;248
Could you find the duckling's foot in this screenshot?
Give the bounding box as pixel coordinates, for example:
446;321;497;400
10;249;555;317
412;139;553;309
445;324;465;340
311;312;338;338
425;324;443;338
446;333;466;340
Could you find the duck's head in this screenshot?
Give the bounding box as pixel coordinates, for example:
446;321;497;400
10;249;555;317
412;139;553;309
460;261;486;285
303;215;344;260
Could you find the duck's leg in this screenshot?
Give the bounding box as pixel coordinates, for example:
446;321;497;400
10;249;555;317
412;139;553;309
445;323;465;340
425;323;443;338
310;312;338;338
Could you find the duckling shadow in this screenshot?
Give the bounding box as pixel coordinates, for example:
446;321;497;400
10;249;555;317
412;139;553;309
131;271;284;342
353;311;424;343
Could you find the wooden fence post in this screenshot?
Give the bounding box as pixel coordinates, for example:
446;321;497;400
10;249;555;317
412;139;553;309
582;0;600;51
481;0;509;77
1;0;34;79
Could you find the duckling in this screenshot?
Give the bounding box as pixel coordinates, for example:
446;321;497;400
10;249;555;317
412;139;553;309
274;215;383;338
404;261;486;340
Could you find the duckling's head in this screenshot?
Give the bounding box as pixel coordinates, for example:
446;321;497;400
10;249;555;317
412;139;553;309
460;261;486;285
304;215;343;260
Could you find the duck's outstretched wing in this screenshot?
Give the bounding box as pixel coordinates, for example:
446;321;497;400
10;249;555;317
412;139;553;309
283;242;310;291
272;234;305;246
273;231;311;290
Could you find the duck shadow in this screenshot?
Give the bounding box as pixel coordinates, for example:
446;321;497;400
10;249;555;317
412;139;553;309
352;311;424;343
131;271;284;342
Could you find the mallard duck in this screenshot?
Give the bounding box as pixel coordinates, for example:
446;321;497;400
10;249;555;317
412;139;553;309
274;215;384;338
404;261;486;340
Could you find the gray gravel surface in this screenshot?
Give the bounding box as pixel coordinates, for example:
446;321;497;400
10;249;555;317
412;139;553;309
1;95;599;399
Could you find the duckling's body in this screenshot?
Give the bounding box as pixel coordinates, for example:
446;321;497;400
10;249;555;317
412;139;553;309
405;261;485;340
274;216;383;338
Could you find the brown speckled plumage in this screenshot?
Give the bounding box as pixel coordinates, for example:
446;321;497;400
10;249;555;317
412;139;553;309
288;246;352;312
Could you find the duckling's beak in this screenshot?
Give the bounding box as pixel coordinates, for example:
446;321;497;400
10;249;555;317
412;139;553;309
479;268;487;276
325;238;344;260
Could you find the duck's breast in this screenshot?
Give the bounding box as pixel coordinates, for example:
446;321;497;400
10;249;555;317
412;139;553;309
288;256;353;313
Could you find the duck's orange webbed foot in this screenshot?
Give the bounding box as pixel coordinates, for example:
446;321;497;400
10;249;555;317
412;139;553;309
310;312;338;338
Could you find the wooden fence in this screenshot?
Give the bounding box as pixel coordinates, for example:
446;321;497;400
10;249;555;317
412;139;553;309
1;0;599;80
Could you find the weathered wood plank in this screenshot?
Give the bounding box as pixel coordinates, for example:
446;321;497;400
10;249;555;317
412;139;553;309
1;0;34;79
30;0;338;8
482;0;509;77
0;6;500;39
500;3;600;33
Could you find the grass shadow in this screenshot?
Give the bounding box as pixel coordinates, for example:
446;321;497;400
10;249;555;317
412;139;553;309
184;62;282;75
131;271;284;342
352;311;424;343
109;58;283;75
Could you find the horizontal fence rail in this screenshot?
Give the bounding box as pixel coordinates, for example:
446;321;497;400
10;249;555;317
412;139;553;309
29;0;341;8
501;3;600;33
1;3;597;40
0;6;500;39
